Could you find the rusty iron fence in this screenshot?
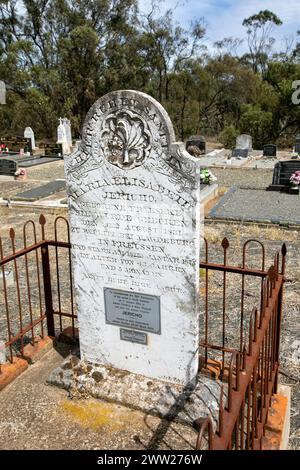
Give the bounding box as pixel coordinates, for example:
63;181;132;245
0;215;286;450
0;215;76;363
197;239;286;450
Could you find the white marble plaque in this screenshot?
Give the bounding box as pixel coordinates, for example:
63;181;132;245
65;90;202;385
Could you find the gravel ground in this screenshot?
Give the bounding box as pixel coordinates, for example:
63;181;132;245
0;345;198;450
0;160;66;200
26;160;65;181
209;188;300;225
211;168;274;189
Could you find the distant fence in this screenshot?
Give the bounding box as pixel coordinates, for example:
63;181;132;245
0;215;286;450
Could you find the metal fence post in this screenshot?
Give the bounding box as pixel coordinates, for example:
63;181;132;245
274;282;283;393
41;243;55;337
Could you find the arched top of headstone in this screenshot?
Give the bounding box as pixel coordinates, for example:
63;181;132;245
65;90;200;193
82;90;176;154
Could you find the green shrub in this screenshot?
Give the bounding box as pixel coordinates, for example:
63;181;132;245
219;125;238;149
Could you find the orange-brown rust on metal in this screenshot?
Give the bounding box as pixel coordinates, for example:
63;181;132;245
262;393;289;450
0;357;28;391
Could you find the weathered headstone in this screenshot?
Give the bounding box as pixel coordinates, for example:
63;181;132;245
186;135;206;155
232;148;249;159
62;118;72;146
40;143;63;157
0;159;17;175
263;144;277;157
65;90;202;386
57;119;67;143
268;160;300;192
57;118;71;155
24;127;36;150
236;134;252;151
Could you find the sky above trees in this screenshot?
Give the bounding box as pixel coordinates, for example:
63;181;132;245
139;0;300;53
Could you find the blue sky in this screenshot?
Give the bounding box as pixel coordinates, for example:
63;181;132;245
139;0;300;54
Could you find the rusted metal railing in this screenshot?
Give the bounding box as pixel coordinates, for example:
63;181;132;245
0;215;286;451
0;215;76;368
197;241;286;450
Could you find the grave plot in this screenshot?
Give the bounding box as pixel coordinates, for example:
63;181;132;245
12;180;66;201
268;160;300;193
209;187;300;225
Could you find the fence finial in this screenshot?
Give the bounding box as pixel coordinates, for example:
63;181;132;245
221;237;229;249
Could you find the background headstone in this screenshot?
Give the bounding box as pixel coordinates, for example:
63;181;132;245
0;80;6;104
57;118;71;155
65;90;202;386
62;118;72;146
43;143;63;157
0;137;31;154
236;134;252;150
268;160;300;191
57;119;67;143
186;135;206;155
231;148;249;159
0;159;17;175
263;144;277;157
24;127;35;150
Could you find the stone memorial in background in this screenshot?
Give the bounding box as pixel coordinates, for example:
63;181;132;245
62;118;72;146
0;80;6;104
267;159;300;193
186;135;206;155
64;90;203;386
231;148;249;159
39;142;63;157
263;144;277;158
0;159;17;176
236;134;252;151
24;127;35;150
0;136;31;154
57;118;71;155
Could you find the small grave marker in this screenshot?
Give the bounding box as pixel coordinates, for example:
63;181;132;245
263;144;277;157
